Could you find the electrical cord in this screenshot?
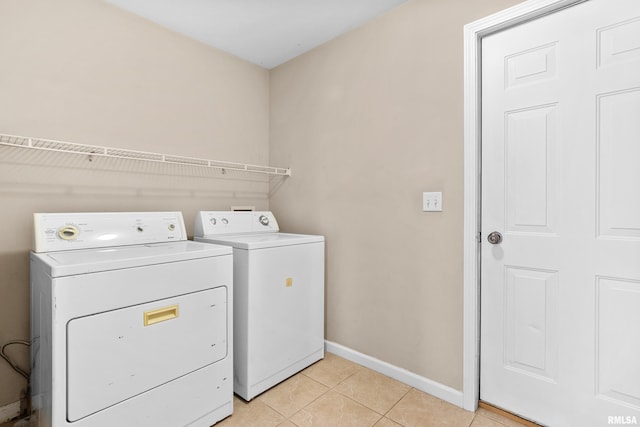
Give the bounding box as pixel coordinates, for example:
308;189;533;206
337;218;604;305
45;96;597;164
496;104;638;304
1;340;30;380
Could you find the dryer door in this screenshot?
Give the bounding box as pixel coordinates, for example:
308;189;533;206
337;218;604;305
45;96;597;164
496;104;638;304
66;286;228;422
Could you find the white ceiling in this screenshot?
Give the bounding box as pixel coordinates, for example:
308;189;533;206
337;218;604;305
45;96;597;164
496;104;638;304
104;0;408;69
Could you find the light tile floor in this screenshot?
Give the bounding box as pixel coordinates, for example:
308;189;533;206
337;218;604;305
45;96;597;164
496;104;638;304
0;353;529;427
217;353;528;427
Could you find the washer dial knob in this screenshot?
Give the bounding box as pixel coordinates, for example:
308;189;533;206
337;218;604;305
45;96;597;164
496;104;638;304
258;215;270;226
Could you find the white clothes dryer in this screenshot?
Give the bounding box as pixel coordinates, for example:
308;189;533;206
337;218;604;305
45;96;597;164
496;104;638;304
194;211;324;401
30;212;233;427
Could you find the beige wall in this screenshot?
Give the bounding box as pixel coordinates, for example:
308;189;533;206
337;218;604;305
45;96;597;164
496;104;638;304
269;0;524;391
0;0;270;407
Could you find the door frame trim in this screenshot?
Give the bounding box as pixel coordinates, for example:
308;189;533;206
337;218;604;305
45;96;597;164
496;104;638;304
462;0;586;411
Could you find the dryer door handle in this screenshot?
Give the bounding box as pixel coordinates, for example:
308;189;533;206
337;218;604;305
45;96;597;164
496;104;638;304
144;304;179;326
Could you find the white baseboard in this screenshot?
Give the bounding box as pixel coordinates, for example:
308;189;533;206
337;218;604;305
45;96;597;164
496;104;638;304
325;340;465;409
0;401;20;423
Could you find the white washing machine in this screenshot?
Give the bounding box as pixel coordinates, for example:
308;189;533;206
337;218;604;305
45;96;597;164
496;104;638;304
194;211;324;401
30;212;233;427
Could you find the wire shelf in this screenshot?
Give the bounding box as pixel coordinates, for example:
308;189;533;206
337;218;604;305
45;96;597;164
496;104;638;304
0;134;291;176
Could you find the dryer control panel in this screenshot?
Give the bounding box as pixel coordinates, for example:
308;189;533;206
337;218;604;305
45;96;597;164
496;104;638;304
33;212;187;253
194;211;279;237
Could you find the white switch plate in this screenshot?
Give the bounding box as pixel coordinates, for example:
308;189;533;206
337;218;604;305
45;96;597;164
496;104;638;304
423;192;442;212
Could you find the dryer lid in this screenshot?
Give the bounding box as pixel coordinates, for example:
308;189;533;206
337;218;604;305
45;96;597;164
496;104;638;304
30;240;232;277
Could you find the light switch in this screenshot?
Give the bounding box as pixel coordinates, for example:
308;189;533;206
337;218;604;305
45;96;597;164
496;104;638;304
423;192;442;212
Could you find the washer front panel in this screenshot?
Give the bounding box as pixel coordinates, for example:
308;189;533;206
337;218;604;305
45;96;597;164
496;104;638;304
241;243;324;393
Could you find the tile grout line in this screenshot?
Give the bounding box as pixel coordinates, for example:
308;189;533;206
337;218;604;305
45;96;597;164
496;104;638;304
325;367;404;421
292;368;394;426
319;367;412;426
311;361;414;426
258;376;325;420
380;386;413;427
261;368;352;421
284;372;333;421
299;369;385;424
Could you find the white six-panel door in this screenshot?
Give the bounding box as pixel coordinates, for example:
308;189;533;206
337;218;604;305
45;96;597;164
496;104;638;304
480;0;640;425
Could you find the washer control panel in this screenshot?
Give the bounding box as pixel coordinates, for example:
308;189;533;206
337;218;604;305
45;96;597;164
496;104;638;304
194;211;279;237
33;212;187;253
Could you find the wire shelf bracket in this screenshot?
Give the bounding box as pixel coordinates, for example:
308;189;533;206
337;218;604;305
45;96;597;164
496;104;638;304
0;134;292;176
